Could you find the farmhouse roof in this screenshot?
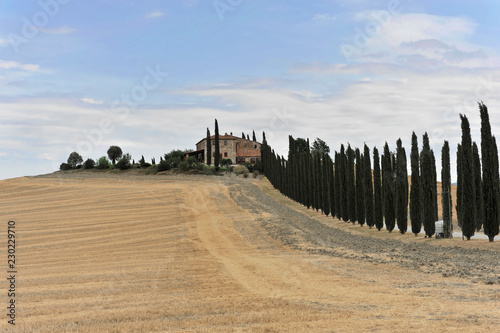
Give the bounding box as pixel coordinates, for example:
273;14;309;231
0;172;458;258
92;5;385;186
196;133;261;145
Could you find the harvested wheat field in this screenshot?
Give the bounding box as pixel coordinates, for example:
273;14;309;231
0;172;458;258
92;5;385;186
0;171;499;332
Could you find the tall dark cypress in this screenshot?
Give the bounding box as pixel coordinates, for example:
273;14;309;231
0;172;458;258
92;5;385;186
323;153;331;216
206;128;212;166
410;132;421;236
340;145;349;222
355;148;365;226
252;130;256;142
396;138;408;234
430;150;438;222
347;144;356;223
460;114;476;240
441;140;453;238
480;102;500;242
214;119;220;170
373;147;383;231
456;144;463;228
363;144;374;228
314;152;321;211
334;151;342;220
421;133;435;237
328;154;336;218
305;139;314;208
472;142;484;231
382;142;395;232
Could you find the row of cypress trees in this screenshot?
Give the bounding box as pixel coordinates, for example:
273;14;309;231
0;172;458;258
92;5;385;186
261;103;499;241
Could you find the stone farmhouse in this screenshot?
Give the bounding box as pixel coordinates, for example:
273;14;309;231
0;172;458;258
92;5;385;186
188;132;261;165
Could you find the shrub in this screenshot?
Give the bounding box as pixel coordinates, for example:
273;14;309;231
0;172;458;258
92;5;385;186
254;160;263;173
178;161;189;171
234;165;249;177
83;158;95;169
96;156;111;169
116;153;132;170
252;170;260;178
59;163;72;171
220;158;232;169
243;162;254;172
157;159;169;172
204;166;217;175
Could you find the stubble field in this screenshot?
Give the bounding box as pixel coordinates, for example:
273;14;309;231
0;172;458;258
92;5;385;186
0;171;499;332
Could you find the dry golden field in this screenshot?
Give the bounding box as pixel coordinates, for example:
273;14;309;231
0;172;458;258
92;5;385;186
0;171;499;332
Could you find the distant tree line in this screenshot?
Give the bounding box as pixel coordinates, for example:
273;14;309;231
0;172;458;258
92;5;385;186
262;103;499;242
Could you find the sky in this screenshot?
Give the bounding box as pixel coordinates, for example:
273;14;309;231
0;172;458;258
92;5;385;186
1;0;500;181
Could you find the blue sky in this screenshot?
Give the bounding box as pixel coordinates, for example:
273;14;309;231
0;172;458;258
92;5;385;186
1;0;500;180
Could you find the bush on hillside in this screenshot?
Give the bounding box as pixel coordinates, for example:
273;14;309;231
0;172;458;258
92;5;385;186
116;153;132;170
59;163;72;171
157;159;169;172
234;165;249;177
96;156;111;169
83;158;95;169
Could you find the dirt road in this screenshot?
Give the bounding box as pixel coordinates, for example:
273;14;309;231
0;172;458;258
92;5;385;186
0;171;499;332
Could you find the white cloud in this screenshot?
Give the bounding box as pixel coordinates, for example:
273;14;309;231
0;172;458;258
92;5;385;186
0;38;8;46
0;60;39;72
81;98;104;105
341;12;498;70
147;11;165;18
38;26;76;34
313;13;337;21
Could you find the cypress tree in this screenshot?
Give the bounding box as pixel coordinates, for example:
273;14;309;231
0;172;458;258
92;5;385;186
472;142;484;231
302;144;309;207
206;128;212;166
252;130;256;142
242;132;245;139
340;145;349;222
214;119;220;170
363;144;374;228
323;153;331;216
307;139;314;210
334;151;342;220
347;144;356;223
355;148;365;226
313;152;320;211
430;150;438;222
328;154;336;218
456;144;463;228
460;114;476;240
396;138;408;234
421;133;435;237
441;140;453;238
410;132;421;236
480;103;500;242
316;152;322;212
382;142;395;232
373;147;383;231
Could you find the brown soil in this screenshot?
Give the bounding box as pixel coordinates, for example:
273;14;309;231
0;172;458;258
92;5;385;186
0;172;498;332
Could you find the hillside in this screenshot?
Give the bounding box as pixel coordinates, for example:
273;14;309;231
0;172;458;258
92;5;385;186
0;173;498;332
